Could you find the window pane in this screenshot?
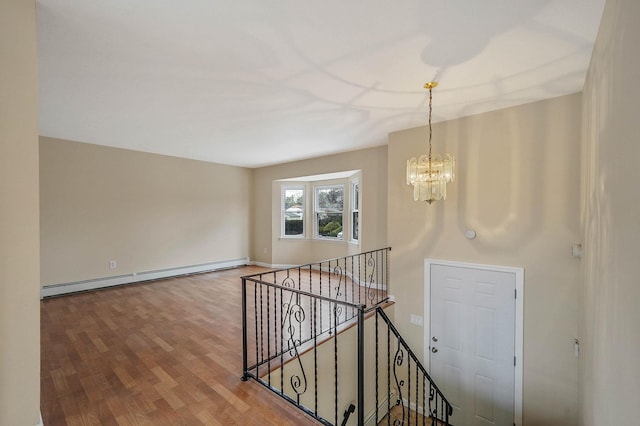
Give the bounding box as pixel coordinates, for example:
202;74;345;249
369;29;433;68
351;182;359;242
353;184;359;210
316;187;343;212
315;186;344;239
284;189;304;210
284;188;304;236
352;211;359;240
317;213;343;238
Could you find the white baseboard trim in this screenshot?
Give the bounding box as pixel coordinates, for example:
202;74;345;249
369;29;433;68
250;261;299;269
250;261;273;268
41;257;250;298
37;411;43;426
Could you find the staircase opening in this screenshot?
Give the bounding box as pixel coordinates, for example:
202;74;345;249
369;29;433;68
241;248;453;425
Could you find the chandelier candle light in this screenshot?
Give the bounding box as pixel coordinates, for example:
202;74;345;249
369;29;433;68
406;82;455;203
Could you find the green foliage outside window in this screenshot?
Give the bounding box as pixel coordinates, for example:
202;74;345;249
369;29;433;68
317;213;343;238
285;219;304;235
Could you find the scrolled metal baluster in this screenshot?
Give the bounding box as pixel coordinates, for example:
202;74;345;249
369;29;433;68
290;363;307;405
282;274;295;289
366;252;377;306
284;298;308;403
350;256;355;315
423;374;427;426
285;303;306;355
392;344;406;426
333;263;344;300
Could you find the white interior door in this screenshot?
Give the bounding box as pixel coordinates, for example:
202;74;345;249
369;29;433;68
429;263;516;426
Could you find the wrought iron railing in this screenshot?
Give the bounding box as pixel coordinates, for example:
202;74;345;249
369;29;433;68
241;247;452;425
243;247;391;312
373;307;452;425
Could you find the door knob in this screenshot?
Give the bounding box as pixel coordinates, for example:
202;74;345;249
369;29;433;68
432;336;438;342
431;347;438;353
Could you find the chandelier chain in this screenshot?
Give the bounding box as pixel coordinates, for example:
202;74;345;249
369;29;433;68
428;86;433;168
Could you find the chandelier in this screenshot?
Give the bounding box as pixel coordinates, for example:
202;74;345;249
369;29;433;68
406;82;455;203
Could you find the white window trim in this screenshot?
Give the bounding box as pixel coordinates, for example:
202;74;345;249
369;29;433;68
281;185;305;239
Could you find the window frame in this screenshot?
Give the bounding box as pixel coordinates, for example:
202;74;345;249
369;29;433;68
350;179;360;243
314;184;345;240
281;185;306;239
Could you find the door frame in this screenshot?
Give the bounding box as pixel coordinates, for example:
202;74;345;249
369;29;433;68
424;258;524;426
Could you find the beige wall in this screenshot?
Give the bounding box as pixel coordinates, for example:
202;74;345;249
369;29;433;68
0;0;41;424
388;93;582;425
580;0;640;423
40;137;251;285
252;146;387;266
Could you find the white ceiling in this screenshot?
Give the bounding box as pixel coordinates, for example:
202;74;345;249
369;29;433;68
37;0;605;168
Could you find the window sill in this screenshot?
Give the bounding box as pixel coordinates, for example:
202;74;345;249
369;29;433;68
278;237;348;245
314;237;347;244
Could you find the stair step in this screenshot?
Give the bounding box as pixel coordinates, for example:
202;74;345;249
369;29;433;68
378;404;447;426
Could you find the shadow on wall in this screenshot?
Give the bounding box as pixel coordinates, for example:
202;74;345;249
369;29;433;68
454;108;543;251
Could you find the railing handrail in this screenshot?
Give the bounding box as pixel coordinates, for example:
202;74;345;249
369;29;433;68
241;246;392;279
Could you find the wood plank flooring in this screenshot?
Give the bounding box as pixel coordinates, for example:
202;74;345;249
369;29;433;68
378;405;446;426
41;266;321;425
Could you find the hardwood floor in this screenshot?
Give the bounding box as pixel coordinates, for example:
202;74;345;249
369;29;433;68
378;405;446;426
41;266;321;425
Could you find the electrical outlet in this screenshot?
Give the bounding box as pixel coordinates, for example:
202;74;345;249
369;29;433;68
109;260;117;269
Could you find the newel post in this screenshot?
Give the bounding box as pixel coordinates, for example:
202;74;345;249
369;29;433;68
357;305;365;425
241;277;248;381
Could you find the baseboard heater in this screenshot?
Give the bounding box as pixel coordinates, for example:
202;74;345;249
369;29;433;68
40;257;250;298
